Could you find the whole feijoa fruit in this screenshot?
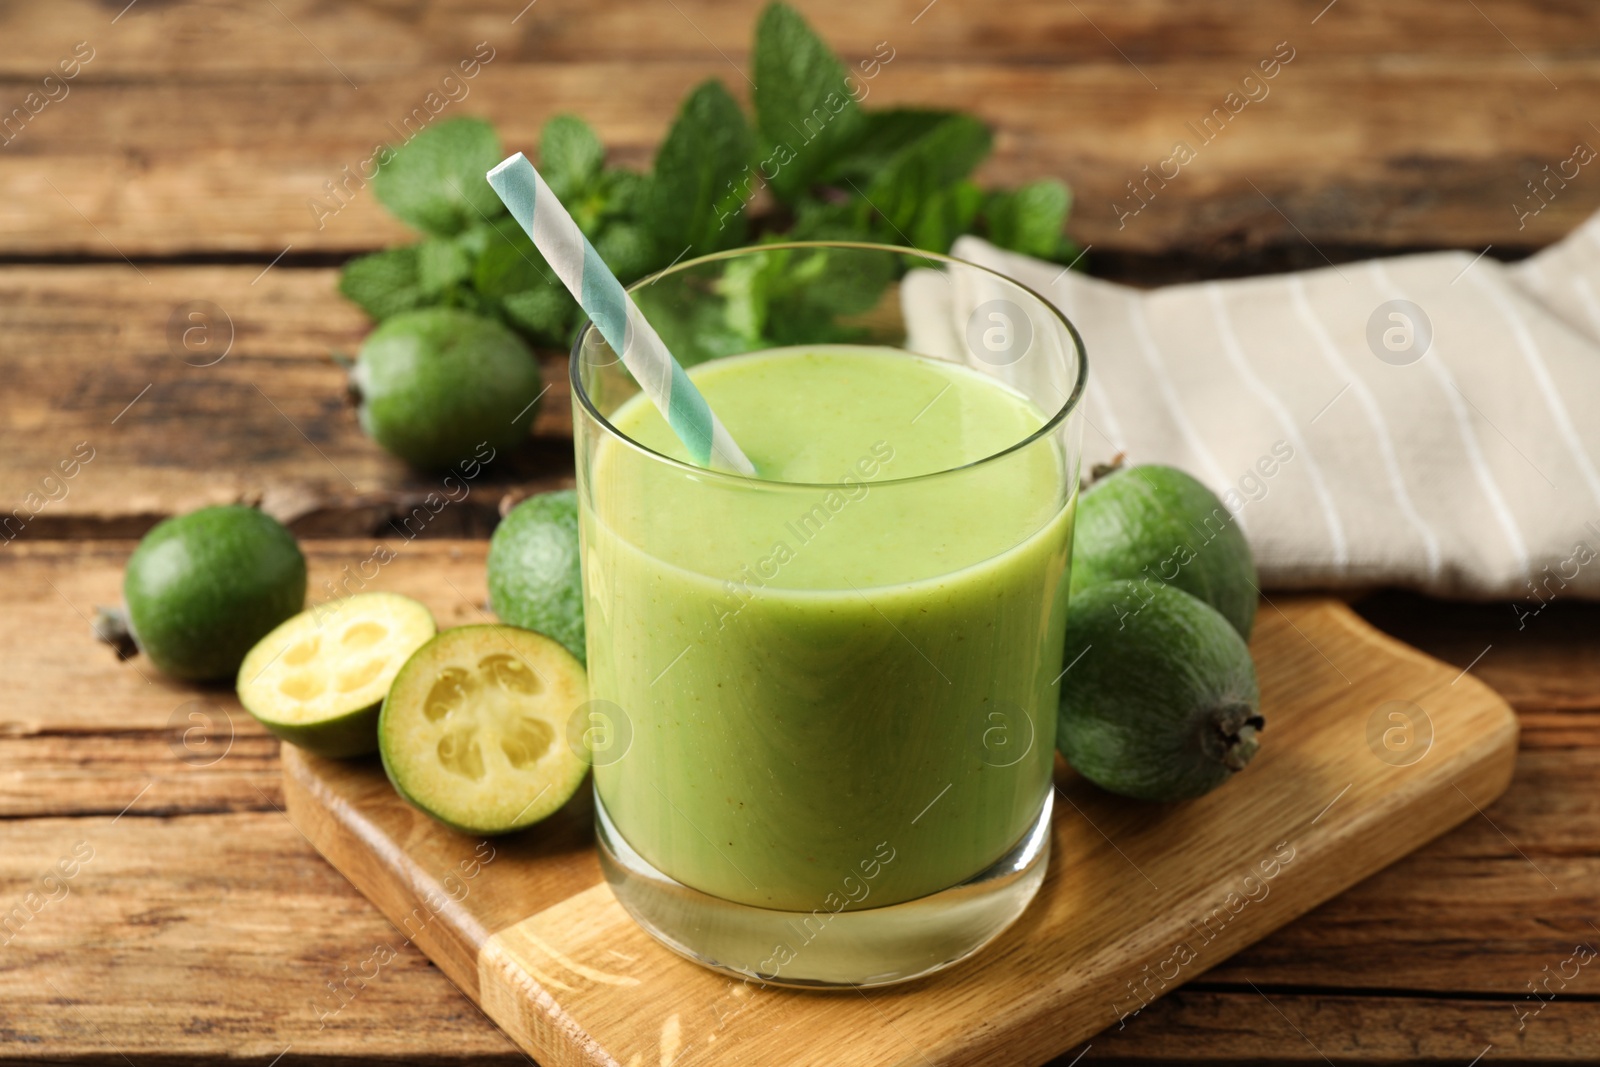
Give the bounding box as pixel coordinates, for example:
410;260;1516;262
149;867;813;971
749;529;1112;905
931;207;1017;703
111;505;307;681
1071;464;1258;638
487;490;584;663
350;308;542;469
1058;580;1262;802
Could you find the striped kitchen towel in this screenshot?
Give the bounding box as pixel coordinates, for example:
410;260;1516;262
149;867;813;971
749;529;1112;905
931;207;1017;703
902;216;1600;601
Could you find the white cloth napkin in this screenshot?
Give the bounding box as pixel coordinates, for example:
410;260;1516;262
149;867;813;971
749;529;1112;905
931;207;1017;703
902;217;1600;600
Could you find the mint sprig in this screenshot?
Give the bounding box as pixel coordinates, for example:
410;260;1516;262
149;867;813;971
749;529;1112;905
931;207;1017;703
338;2;1078;354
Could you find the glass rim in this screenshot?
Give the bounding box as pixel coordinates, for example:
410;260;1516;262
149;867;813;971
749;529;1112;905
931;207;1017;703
568;240;1090;491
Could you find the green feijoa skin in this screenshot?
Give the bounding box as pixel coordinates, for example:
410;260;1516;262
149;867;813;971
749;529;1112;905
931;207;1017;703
349;308;542;470
1058;580;1262;803
487;490;584;663
1070;464;1259;639
237;593;437;759
379;625;589;836
112;505;307;681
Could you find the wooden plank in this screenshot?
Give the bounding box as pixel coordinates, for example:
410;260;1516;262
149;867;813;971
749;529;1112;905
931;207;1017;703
1358;591;1600;720
281;597;1519;1066
6;814;1598;1065
3;0;1594;75
0;539;492;731
0;730;282;818
2;62;1596;257
1081;990;1600;1063
1206;746;1600;993
0;267;570;540
0;813;525;1063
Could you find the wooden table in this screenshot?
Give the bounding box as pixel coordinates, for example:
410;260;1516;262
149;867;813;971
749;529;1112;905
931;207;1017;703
2;2;1597;1063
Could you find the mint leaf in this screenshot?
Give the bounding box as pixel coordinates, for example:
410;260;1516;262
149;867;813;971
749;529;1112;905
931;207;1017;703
594;222;659;283
984;180;1072;260
540;114;605;201
647;80;755;257
717;250;776;342
472;216;557;298
752;2;865;202
501;287;575;343
470;215;577;344
339;246;426;320
788;196;874;242
436;284;498;318
909;180;984;254
374;117;505;236
600;168;651;219
561;166;651;240
417;236;474;295
636;280;757;368
453;222;496;262
715;243;894;349
769;243;895;332
824;109;967;184
862;113;991;245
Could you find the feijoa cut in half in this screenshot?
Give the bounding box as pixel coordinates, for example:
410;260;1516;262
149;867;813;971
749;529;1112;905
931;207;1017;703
238;593;436;758
1058;580;1262;802
379;625;588;835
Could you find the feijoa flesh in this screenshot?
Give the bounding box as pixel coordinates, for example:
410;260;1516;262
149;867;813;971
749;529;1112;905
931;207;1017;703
238;592;436;758
379;625;588;835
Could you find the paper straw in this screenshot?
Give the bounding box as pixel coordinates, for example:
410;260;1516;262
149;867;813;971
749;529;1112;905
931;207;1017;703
486;153;756;476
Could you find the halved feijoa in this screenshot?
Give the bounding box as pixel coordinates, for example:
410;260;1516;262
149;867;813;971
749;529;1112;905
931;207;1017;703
379;625;588;835
237;593;436;758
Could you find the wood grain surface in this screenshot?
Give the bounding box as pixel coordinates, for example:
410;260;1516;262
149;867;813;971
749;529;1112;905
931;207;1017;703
0;267;571;540
0;1;1595;262
5;0;1600;1061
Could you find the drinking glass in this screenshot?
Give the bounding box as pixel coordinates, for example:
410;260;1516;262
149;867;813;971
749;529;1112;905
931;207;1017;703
570;242;1086;987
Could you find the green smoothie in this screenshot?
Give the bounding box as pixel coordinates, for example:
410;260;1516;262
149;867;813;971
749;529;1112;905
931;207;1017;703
582;345;1073;912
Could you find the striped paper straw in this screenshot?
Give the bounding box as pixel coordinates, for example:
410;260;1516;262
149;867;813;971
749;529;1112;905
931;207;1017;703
486;153;756;476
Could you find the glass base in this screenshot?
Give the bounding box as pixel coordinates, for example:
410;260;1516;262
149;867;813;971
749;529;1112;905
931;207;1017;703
595;789;1052;989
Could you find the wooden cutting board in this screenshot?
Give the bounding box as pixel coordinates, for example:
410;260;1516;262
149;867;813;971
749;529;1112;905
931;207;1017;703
283;596;1517;1067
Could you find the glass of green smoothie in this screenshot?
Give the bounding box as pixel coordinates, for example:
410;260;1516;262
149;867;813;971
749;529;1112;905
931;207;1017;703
571;242;1086;987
